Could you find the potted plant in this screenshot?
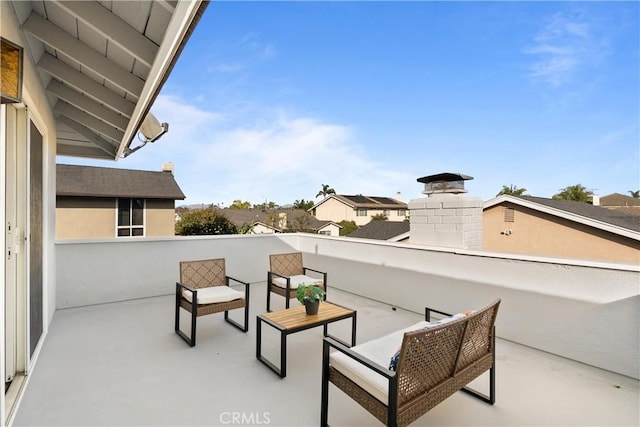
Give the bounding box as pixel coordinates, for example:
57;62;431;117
296;283;325;315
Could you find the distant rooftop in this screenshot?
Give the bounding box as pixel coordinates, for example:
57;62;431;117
600;193;640;208
332;194;407;208
222;208;334;231
348;220;410;241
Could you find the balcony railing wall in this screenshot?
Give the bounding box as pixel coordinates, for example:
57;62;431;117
56;234;639;379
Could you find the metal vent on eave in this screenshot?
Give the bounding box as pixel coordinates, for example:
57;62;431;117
504;207;515;223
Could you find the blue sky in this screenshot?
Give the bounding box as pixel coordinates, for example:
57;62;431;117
60;1;640;207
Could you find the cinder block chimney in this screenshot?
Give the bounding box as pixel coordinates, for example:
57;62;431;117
408;173;483;249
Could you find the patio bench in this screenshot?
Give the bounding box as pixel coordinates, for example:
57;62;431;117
321;298;501;426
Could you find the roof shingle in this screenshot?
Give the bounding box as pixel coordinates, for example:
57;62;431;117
348;220;410;240
518;196;640;232
56;164;186;200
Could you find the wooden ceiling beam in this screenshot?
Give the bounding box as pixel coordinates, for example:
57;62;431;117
38;53;135;117
48;80;129;131
55;0;158;68
59;116;118;158
23;12;144;96
56;101;124;142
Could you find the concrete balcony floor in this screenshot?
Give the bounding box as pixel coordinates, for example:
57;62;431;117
13;284;639;426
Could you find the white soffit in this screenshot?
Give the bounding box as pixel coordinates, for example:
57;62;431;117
16;0;206;160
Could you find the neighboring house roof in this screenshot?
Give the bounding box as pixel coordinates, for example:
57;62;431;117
222;208;339;232
599;193;640;207
348;221;410;241
311;194;407;210
56;164;186;200
484;195;640;240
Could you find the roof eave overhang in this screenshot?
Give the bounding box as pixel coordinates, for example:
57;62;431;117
115;0;208;159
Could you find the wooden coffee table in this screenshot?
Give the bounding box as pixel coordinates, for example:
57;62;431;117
256;301;357;378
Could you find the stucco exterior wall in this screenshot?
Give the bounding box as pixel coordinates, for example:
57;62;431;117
56;197;177;239
318;223;340;236
145;199;177;237
314;198;408;226
483;204;640;264
56;197;115;239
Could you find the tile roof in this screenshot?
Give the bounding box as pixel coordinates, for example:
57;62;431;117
348;220;410;240
517;196;640;233
56;164;185;200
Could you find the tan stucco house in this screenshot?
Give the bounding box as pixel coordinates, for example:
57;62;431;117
483;195;640;264
311;194;408;226
56;164;185;239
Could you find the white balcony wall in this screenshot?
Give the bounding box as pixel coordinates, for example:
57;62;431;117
56;234;639;379
55;234;293;308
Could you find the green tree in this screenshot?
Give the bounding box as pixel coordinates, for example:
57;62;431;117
552;184;594;202
316;184;336;198
628;190;640;199
288;213;313;232
254;201;278;209
338;220;358;236
293;199;314;210
496;184;528;196
230;199;251;209
371;213;388;221
237;223;254;234
175;208;237;235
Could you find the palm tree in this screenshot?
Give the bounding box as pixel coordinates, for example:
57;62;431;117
229;199;251;209
628;190;640;199
552;184;594;202
316;184;336;198
496;184;527;197
293;199;314;210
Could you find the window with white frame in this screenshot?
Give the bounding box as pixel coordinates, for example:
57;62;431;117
117;198;145;236
398;209;406;217
356;208;367;216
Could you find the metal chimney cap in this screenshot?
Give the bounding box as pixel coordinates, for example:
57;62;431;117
417;173;474;184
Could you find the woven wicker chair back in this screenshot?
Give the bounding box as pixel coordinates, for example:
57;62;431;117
269;252;304;277
396;299;500;406
180;258;227;289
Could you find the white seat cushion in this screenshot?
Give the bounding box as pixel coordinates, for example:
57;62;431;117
330;314;468;404
182;286;244;305
272;274;323;289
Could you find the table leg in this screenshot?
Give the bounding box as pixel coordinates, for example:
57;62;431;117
256;315;286;378
281;331;287;378
351;311;357;346
256;316;262;359
323;312;357;348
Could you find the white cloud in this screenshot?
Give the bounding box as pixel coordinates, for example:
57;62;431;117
238;31;277;60
151;103;414;206
151;94;225;137
525;10;606;87
208;62;246;73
